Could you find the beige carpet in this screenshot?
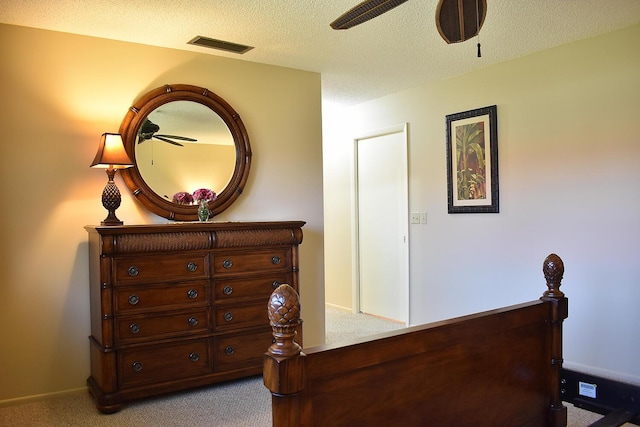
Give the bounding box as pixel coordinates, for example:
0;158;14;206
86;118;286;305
0;307;626;426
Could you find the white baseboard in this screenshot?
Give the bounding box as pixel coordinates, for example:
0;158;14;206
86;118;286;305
325;303;354;312
0;387;87;408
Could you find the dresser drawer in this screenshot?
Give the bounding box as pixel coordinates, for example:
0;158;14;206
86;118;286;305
213;248;290;275
214;302;267;331
114;281;209;314
214;330;273;372
119;339;211;388
214;274;291;302
115;309;210;344
113;253;209;285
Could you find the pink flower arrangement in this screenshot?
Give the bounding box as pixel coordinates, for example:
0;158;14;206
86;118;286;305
192;188;217;202
172;188;217;205
172;191;194;205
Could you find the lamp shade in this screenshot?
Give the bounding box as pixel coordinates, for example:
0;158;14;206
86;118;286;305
90;133;134;169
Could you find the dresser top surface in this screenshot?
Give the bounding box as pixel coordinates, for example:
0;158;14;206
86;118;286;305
85;221;306;235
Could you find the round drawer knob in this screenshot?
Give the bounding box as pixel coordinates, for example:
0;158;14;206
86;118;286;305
189;352;200;362
188;317;199;327
129;323;140;334
272;280;282;289
128;294;140;305
271;256;281;265
127;266;139;277
187;289;198;299
224;312;234;322
223;285;233;295
132;361;143;372
186;262;198;272
222;259;233;269
225;346;235;356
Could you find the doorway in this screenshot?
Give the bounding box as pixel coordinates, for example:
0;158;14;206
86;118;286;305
354;124;409;324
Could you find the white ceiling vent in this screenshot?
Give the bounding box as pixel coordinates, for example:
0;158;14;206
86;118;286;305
188;36;254;54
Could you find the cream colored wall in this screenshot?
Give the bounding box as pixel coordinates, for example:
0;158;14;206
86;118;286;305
0;24;324;403
324;24;640;384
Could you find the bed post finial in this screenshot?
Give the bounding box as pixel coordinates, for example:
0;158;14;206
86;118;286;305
264;284;305;427
542;253;565;298
541;253;568;427
267;284;302;357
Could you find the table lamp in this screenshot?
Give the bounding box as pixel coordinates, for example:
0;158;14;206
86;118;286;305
90;133;134;225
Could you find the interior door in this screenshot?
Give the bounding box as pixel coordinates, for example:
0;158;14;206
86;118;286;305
355;124;409;324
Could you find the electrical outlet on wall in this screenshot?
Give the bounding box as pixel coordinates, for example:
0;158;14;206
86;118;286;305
579;382;597;399
410;213;420;224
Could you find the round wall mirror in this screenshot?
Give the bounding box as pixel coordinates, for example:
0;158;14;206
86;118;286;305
119;84;251;221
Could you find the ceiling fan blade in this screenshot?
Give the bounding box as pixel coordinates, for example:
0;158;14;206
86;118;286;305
155;134;197;142
330;0;410;30
153;135;184;147
436;0;486;44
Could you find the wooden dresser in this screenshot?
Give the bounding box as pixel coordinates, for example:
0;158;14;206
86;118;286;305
85;221;304;413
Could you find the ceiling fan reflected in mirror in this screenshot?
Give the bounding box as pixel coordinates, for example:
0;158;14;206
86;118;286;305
331;0;487;51
137;118;197;147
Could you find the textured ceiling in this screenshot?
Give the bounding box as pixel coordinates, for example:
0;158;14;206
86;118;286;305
2;0;640;105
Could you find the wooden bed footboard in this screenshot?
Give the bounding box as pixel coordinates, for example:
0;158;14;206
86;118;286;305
264;254;568;427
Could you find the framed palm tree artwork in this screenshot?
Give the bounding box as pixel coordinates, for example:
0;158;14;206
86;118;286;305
446;105;499;213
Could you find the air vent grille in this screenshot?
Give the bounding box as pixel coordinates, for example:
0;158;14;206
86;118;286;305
188;36;253;54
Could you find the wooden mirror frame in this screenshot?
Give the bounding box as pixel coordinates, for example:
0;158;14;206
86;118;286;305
119;84;251;221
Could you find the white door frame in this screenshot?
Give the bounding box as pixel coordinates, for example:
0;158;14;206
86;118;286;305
351;123;410;325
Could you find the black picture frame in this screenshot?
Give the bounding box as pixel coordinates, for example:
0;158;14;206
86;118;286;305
446;105;499;213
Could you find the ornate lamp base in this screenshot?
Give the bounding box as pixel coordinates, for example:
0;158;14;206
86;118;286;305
101;168;124;226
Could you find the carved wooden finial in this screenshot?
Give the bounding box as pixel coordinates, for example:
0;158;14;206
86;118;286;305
543;253;565;298
267;284;302;357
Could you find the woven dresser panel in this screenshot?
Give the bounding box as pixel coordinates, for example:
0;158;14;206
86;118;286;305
214;229;295;248
115;232;211;253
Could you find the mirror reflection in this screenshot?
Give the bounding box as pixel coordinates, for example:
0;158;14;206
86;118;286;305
120;84;251;221
136;101;235;203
